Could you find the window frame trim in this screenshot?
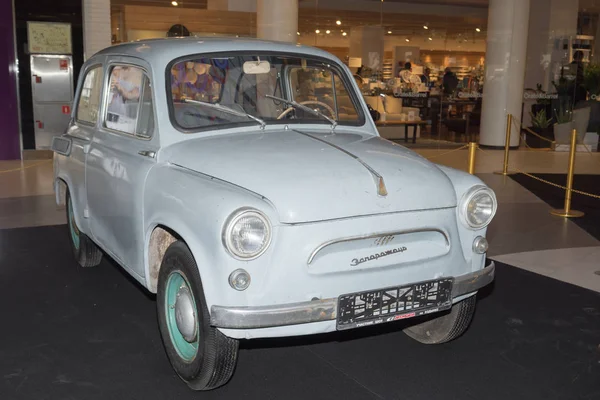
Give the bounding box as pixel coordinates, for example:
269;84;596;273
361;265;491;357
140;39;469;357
74;63;104;127
101;61;155;141
165;51;367;134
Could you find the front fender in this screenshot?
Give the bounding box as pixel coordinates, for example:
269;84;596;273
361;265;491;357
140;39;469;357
435;164;493;270
143;163;279;310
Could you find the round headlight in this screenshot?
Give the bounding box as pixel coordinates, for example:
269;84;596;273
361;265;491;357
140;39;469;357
460;186;497;229
223;208;272;260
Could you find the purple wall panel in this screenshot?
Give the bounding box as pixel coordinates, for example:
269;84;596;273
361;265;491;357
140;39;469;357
0;0;20;160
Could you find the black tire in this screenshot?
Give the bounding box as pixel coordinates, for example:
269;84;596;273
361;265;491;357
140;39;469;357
66;189;103;268
157;241;239;391
403;295;476;344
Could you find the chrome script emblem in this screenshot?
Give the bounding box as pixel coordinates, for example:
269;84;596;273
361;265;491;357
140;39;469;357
350;246;408;266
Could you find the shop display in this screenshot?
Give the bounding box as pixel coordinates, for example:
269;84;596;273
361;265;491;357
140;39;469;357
52;37;496;391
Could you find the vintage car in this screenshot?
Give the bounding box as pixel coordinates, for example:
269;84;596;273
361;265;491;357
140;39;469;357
52;37;497;391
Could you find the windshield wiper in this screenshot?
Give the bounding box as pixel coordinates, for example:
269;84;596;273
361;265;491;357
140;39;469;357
181;98;266;129
266;94;337;130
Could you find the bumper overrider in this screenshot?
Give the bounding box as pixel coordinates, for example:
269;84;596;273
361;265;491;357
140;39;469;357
210;261;495;329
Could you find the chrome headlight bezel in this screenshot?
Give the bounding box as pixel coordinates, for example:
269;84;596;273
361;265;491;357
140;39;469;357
222;208;272;260
459;185;497;230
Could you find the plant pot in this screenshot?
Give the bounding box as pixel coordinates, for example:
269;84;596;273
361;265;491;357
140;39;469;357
576;100;600;133
526;126;554;148
571;106;590;143
553;121;574;145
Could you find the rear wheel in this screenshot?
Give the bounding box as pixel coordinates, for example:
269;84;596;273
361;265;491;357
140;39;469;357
403;296;477;344
66;189;102;268
157;241;239;390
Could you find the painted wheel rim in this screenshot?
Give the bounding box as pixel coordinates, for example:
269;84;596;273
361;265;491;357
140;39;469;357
68;197;80;250
165;271;199;362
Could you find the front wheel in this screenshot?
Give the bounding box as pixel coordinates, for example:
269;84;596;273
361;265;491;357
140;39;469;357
157;241;239;391
403;296;476;344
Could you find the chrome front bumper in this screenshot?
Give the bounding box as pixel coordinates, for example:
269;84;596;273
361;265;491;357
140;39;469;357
210;261;495;330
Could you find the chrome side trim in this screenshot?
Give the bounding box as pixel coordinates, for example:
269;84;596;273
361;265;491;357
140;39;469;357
210;262;495;330
307;228;450;265
293;129;388;196
210;299;337;329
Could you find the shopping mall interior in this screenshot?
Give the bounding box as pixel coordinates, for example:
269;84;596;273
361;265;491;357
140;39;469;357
0;0;599;399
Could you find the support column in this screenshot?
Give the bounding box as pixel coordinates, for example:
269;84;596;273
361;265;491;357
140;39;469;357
83;0;112;60
349;26;385;73
479;0;530;148
257;0;297;43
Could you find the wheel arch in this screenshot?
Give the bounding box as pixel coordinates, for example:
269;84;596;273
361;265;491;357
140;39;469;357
56;175;89;235
144;221;218;300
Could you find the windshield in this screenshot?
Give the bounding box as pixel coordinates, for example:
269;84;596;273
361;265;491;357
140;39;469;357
168;53;364;131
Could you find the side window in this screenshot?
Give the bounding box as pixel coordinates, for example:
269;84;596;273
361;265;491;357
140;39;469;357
105;65;154;138
76;66;103;124
136;77;154;138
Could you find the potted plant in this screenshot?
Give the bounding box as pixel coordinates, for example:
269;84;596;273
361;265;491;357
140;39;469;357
525;83;553;117
553;105;573;145
527;109;554;148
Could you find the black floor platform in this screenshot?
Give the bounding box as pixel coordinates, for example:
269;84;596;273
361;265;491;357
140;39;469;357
1;225;599;400
511;173;600;240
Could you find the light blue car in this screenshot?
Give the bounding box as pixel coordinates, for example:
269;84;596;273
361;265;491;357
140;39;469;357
52;37;497;391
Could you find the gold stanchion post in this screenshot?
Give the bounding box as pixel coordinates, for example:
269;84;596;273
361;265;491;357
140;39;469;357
550;129;585;218
468;142;476;174
494;113;517;175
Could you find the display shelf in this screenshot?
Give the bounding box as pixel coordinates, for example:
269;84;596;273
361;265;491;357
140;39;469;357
382;59;393;81
565;35;594;62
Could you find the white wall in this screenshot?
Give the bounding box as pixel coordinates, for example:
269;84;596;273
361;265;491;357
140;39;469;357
83;0;112;59
207;0;257;12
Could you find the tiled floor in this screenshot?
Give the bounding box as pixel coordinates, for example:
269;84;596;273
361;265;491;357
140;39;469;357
1;148;600;292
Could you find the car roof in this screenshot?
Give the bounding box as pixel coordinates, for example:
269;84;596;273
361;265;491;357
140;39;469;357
91;37;342;66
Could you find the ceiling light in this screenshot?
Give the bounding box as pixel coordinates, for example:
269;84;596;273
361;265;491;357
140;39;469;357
297;32;300;35
428;37;433;41
315;29;320;34
326;30;331;34
405;38;410;42
476;27;481;32
342;32;347;36
336;20;342;25
388;30;392;34
423;25;429;30
171;0;178;5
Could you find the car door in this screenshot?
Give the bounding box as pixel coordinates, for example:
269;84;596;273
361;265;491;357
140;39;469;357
85;58;158;278
63;62;105;229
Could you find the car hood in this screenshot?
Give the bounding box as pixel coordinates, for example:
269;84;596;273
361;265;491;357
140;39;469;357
163;129;457;223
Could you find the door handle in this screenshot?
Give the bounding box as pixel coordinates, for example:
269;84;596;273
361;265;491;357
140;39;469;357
138;150;156;158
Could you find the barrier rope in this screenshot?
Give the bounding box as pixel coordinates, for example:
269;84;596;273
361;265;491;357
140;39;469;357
511;116;557;145
512;115;596;155
476;145;600;200
0;160;52;174
423;144;469;160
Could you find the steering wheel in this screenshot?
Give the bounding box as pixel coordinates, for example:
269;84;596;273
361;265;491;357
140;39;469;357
277;100;336;120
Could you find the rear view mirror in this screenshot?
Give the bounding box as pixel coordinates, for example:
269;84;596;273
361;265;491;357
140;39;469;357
243;60;271;74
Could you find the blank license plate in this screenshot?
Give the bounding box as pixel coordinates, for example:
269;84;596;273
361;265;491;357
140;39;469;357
336;278;453;330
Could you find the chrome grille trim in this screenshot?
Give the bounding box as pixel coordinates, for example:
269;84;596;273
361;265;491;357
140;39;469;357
307;228;450;265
